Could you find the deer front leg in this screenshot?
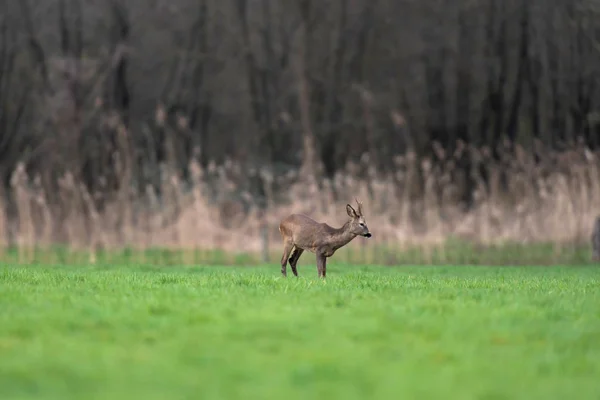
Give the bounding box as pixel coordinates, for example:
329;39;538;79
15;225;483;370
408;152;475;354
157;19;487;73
316;253;327;279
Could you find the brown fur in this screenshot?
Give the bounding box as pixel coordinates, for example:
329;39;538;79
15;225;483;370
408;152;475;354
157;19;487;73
592;216;600;262
278;199;372;278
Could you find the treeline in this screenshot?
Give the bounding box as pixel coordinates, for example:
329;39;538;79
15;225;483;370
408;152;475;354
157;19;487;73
1;0;600;207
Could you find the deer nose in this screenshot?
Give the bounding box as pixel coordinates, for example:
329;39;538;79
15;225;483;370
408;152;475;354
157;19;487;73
364;233;372;238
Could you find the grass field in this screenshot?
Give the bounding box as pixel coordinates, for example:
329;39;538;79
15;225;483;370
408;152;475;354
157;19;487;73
1;261;599;400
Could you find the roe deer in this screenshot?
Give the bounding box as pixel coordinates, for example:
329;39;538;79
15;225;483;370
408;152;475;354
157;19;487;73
592;216;600;262
278;199;372;278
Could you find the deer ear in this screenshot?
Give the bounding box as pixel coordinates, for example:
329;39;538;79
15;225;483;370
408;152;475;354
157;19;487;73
346;204;357;218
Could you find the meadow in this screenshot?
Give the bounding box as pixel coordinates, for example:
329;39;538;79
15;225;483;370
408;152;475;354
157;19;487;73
1;259;599;400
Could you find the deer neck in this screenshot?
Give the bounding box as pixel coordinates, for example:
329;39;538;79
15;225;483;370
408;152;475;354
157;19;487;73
329;221;357;248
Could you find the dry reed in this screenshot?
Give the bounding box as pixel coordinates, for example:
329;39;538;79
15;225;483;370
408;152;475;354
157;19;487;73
1;137;599;265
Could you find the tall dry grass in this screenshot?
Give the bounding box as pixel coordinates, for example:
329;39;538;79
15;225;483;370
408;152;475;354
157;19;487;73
1;137;599;265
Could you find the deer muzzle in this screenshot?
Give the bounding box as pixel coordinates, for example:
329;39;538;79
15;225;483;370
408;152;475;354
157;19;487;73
363;233;372;238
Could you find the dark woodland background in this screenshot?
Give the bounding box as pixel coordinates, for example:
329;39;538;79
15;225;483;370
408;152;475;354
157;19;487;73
1;0;600;263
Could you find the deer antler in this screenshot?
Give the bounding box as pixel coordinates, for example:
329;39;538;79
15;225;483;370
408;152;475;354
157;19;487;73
354;197;363;216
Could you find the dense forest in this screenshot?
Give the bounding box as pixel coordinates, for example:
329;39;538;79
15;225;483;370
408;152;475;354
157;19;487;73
1;0;599;257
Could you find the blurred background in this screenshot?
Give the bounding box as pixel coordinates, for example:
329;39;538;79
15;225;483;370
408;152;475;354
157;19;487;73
1;0;599;266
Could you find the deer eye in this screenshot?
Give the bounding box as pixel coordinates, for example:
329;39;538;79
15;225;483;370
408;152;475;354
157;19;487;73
359;222;365;227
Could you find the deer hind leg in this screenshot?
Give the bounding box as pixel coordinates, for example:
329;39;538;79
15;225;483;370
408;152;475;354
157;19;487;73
316;253;327;279
288;248;304;277
280;241;294;277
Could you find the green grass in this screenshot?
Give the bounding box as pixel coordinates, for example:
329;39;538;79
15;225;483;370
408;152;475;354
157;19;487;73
0;238;594;267
1;262;599;400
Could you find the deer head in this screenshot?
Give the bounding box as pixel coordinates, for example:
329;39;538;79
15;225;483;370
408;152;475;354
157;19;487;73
346;198;372;238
